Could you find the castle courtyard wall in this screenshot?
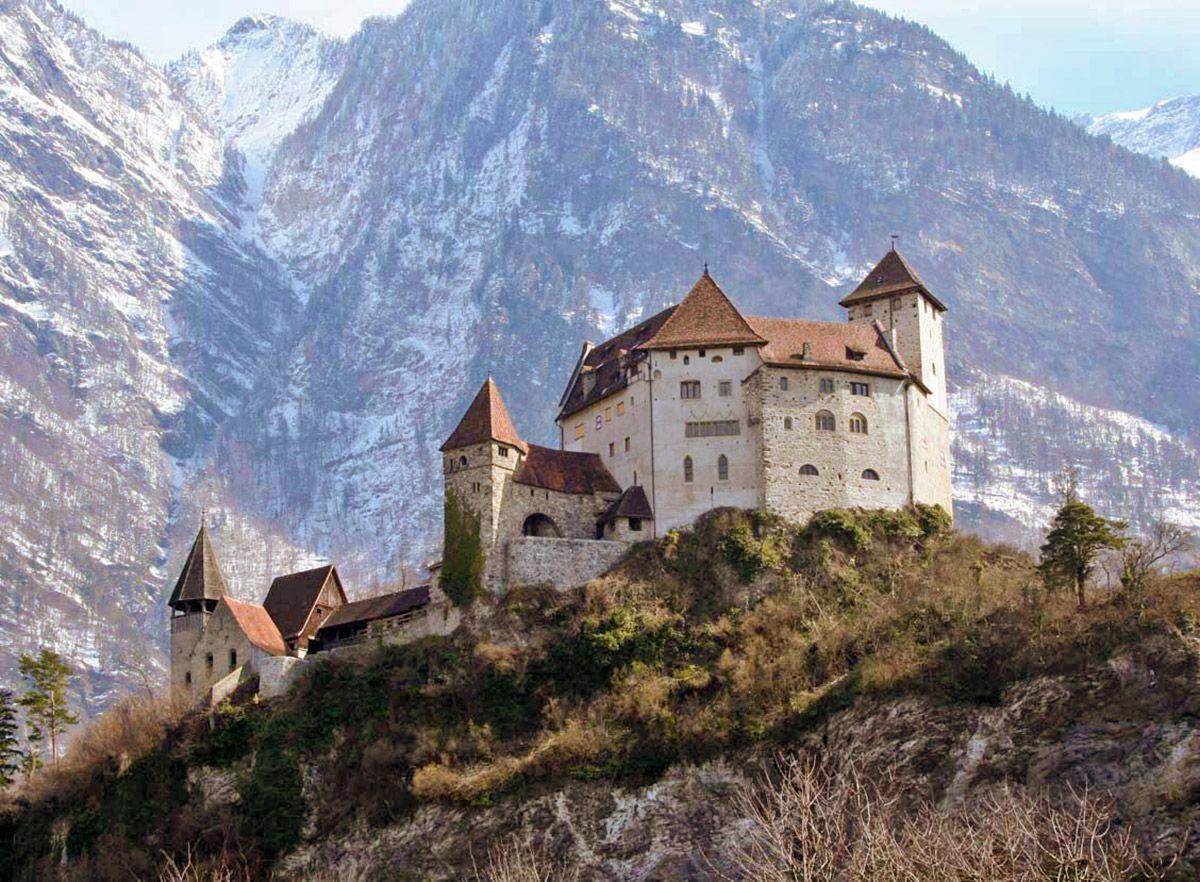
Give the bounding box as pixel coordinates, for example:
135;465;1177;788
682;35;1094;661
505;536;630;590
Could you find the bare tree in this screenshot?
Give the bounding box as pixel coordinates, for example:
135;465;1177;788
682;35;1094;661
1115;520;1194;602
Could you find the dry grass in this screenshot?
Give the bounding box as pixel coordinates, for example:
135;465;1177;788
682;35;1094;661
727;753;1153;881
471;837;580;882
156;847;255;882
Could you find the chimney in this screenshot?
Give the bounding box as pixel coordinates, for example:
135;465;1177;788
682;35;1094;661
801;341;813;361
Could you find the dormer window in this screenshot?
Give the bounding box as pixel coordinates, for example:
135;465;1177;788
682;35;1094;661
846;348;866;362
733;347;744;356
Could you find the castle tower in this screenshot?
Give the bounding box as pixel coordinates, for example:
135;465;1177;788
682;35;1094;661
841;248;949;417
440;378;527;586
167;523;229;692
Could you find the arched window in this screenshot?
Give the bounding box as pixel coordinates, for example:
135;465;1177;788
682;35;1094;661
816;410;835;431
779;376;789;391
712;355;723;363
800;464;819;476
783;417;793;430
683;456;694;483
459;455;468;467
718;454;729;481
862;469;880;481
849;413;868;434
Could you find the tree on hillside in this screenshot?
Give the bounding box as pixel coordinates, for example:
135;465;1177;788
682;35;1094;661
0;689;19;788
441;487;484;607
1039;500;1126;608
1116;520;1194;603
17;649;78;770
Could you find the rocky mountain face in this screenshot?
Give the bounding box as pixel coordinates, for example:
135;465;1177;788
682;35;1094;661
1;0;1199;709
1083;96;1200;178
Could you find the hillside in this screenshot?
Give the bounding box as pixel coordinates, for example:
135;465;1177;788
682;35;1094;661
1084;97;1200;178
1;0;1200;716
3;508;1198;880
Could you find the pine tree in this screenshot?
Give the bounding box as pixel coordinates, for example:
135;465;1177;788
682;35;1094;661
17;649;78;771
1039;500;1126;608
441;487;484;607
0;689;19;789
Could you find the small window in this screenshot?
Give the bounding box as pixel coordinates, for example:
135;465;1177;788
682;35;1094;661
229;649;237;670
681;380;701;399
783;417;793;430
605;407;612;422
617;401;626;416
624;436;631;452
816;410;835;432
863;303;873;317
629;517;643;532
498;445;509;457
932;362;937;375
890;296;901;313
849;413;868;434
608;442;615;457
698;349;706;357
595;415;602;430
574;423;584;440
459;455;468;466
779;376;789;391
712;356;723;363
670;350;678;359
862;469;880;481
800;464;819;476
205;653;213;671
184;671;192;686
717;454;729;481
683;456;694;483
850;382;870;396
683;355;690;365
718;380;732;397
733;347;744;355
846;348;866;362
819;378;834;394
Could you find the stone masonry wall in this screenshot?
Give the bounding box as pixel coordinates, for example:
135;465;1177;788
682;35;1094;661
505;537;629;591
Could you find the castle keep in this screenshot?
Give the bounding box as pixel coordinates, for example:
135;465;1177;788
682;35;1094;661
441;249;952;590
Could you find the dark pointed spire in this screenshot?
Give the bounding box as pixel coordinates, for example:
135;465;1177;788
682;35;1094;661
167;523;230;610
839;248;947;312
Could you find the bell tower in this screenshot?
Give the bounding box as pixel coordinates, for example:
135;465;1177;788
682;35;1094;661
166;522;229;692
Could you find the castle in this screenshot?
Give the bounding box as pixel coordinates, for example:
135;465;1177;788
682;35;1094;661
440;249;952;591
169;248;951;702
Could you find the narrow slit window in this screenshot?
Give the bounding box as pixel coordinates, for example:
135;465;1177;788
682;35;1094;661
717;454;729;481
683;456;694;483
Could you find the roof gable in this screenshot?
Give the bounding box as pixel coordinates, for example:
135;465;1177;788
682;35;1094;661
746;316;907;376
639;272;765;350
441;378;527;452
602;485;653;521
514;444;621;495
263;564;347;640
220;597;287;656
839;249;947;311
168;525;229;608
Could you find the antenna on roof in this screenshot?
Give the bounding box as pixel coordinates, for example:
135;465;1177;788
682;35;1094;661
890;234;899;252
200;507;207;529
703;261;709;275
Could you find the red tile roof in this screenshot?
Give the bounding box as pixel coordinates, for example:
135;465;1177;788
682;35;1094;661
558;306;675;420
221;597;287;656
839;249;947;311
639;271;766;350
263;564;347;641
441;378;527;452
168;525;229;608
514;444;622;495
746;316;907;377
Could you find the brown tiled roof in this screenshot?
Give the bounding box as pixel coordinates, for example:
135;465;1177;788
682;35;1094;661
221;597;287;656
746;316;907;377
558;306;676;420
441;378;527;452
318;586;430;631
839;249;947;311
601;485;653;521
514;444;621;495
263;564;347;640
168;525;229;608
639;271;766;350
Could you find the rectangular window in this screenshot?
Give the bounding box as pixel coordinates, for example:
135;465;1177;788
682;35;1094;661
670;350;678;359
616;401;625;417
779;376;789;391
605;407;612;422
863;303;873;316
624;436;631;452
718;380;732;397
733;347;744;356
698;349;706;357
851;382;870;396
819;378;834;394
608;442;615;457
574;423;584;440
685;420;741;438
498;445;509;457
629;517;643;532
680;380;701;399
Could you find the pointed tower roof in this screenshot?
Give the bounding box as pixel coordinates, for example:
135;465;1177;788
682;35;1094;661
840;249;947;311
440;378;527;452
638;271;766;350
167;524;229;609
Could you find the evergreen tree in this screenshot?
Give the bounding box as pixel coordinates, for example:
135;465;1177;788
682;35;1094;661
17;649;78;770
1039;500;1126;608
0;689;19;788
441;487;484;607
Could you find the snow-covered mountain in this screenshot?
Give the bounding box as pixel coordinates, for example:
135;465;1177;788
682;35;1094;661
1083;96;1200;178
2;0;1200;711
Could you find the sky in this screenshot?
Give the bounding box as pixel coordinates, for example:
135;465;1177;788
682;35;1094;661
59;0;1200;117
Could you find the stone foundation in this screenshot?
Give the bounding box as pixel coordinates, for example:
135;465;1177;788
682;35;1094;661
259;655;305;699
504;537;629;590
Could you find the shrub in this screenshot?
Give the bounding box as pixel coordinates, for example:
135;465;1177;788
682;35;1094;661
236;744;304;858
914;503;953;540
442;487;485;607
805;510;871;552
